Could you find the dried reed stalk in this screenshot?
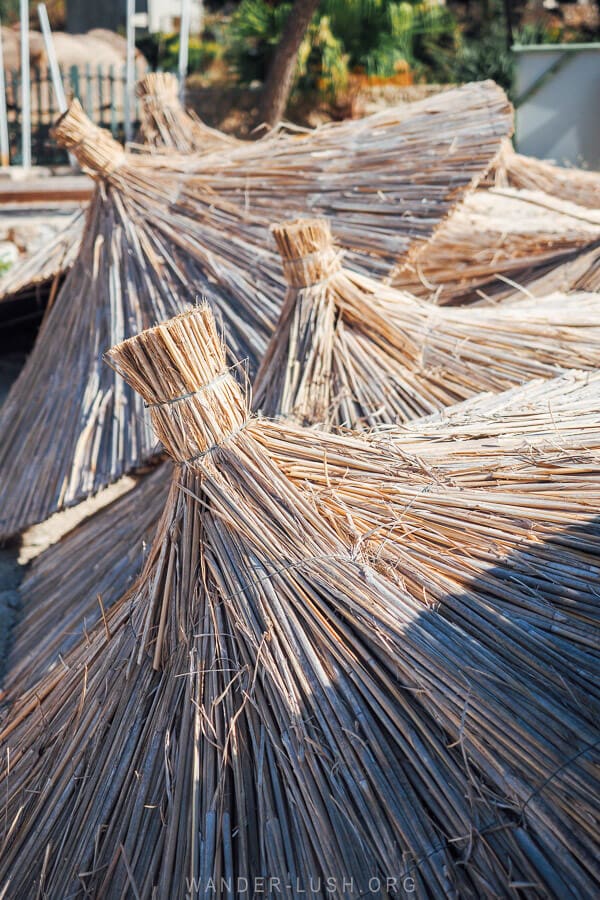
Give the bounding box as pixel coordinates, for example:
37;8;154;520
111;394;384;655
0;85;511;539
254;216;600;429
488;241;600;303
1;307;597;897
3;464;169;695
489;138;600;210
389;187;600;304
136;72;239;154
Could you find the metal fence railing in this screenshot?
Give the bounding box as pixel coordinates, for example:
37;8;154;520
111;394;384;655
5;61;148;166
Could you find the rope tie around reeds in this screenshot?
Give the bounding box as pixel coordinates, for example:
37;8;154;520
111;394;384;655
273;217;342;287
52;99;126;178
106;307;249;464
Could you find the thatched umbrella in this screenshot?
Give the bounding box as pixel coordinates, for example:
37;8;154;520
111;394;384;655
7;367;600;706
388;187;600;304
1;81;512;312
254;217;600;428
0;84;511;540
490;138;600;210
1;306;597;897
136;72;240;154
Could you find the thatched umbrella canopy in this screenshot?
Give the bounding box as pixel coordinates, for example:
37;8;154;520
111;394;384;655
490;138;600;210
254;217;600;428
0;75;240;321
0;85;511;540
388;187;600;304
1;306;597;897
136;72;240;154
7;366;600;703
0;76;233;320
3;463;169;695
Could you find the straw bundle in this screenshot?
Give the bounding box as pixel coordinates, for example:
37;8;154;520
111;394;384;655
2;306;597;897
490;138;600;210
389;188;600;304
9;80;511;312
136;72;239;154
0;176;208;541
178;80;512;279
254;216;600;428
0;85;511;539
3;464;169;695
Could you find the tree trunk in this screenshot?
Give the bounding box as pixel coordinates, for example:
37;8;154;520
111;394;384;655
257;0;320;130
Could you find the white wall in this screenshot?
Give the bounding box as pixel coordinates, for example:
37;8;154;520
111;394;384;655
514;44;600;170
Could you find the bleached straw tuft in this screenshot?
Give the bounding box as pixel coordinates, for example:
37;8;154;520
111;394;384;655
272;217;341;287
106;307;248;463
52;98;126;176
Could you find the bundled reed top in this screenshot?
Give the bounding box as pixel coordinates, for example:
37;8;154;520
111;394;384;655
135;71;238;153
107;309;248;464
53;101;127;176
273;217;341;287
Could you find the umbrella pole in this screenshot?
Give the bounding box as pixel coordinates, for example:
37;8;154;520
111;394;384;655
178;0;191;106
19;0;31;170
37;4;66;113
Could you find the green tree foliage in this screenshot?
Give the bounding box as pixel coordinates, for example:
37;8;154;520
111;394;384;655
229;0;460;93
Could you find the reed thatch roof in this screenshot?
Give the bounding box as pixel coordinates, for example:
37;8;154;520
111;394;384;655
489;138;600;210
254;217;600;429
485;241;600;302
136;72;240;154
0;83;511;539
1;306;597;896
7;364;600;704
389;187;600;304
3;464;169;696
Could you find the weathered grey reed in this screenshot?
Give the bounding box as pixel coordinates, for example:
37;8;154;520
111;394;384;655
0;308;598;897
